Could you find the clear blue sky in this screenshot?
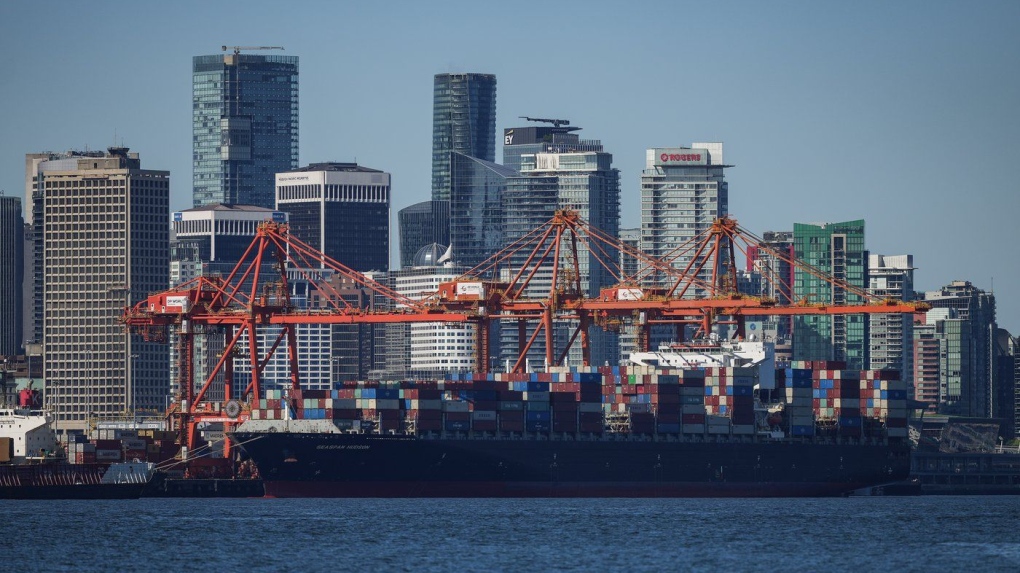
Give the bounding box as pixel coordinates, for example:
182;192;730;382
2;1;1018;328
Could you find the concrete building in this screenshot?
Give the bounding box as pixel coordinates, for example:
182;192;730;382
36;147;169;430
387;245;475;378
0;196;24;356
275;163;390;272
792;220;869;369
502;150;621;367
868;254;915;386
912;321;940;412
193;50;299;209
432;73;496;202
640;144;730;296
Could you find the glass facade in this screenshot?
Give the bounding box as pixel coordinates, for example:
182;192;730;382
193;53;299;209
449;151;517;271
0;197;24;356
432;73;496;202
398;200;449;269
792;220;868;368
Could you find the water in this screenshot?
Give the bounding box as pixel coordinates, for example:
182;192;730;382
3;497;1019;572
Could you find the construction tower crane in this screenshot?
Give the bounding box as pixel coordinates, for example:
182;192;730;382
222;45;284;54
519;116;573;128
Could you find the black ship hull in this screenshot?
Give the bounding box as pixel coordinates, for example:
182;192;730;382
234;432;911;498
0;463;148;500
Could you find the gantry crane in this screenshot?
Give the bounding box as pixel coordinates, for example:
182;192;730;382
122;211;928;457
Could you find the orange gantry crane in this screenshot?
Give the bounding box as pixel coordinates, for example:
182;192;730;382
122;211;927;455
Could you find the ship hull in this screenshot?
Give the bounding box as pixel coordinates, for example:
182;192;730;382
0;463;149;500
235;432;910;498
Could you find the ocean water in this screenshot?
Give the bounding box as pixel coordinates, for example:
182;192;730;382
3;497;1019;572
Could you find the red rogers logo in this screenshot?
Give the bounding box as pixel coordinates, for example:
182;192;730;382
660;153;702;162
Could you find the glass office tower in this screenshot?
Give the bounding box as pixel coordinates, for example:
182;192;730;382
431;73;496;202
193;51;299;208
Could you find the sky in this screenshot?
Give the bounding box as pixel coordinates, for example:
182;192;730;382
1;0;1018;328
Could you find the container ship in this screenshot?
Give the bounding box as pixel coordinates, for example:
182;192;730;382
234;342;912;497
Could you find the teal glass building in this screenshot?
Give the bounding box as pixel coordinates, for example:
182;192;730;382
193;52;299;208
431;73;496;202
792;220;868;368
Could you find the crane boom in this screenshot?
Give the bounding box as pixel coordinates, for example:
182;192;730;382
222;45;285;55
519;116;571;128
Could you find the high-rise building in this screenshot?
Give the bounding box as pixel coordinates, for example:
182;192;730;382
275;163;390;272
170;204;284;399
912;322;940;412
991;329;1016;437
26;151;83;346
640;144;730;296
193;51;299;209
432;73;496;202
0;196;24;356
37;147;169;430
502;122;603;174
746;231;795;343
619;228;640;279
502;151;620;367
792;220;868;369
449;151;516;271
922;280;996;417
398;200;449;269
868;254;915;385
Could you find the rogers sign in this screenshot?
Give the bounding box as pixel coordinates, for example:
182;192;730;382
660;152;702;163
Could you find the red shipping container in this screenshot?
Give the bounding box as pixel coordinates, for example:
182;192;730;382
682;413;706;424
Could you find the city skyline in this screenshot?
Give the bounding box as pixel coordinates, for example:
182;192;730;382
0;1;1018;327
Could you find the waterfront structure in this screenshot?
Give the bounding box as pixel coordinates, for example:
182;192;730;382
0;196;24;356
170;204;284;399
792;220;868;369
640;144;729;296
432;73;496;202
449;151;516;271
502;122;603;174
922;281;997;417
398;200;449;269
36;148;168;430
502;150;620;367
746;231;795;343
275;163;390;272
868;254;915;387
193;50;299;208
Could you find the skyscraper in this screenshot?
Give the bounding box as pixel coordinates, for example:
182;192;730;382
502;122;604;174
868;254;915;386
193;50;299;208
793;220;868;369
431;73;496;202
922;280;996;417
38;147;169;429
275;163;390;272
0;196;24;356
640;144;729;295
449;151;516;271
502;151;621;367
